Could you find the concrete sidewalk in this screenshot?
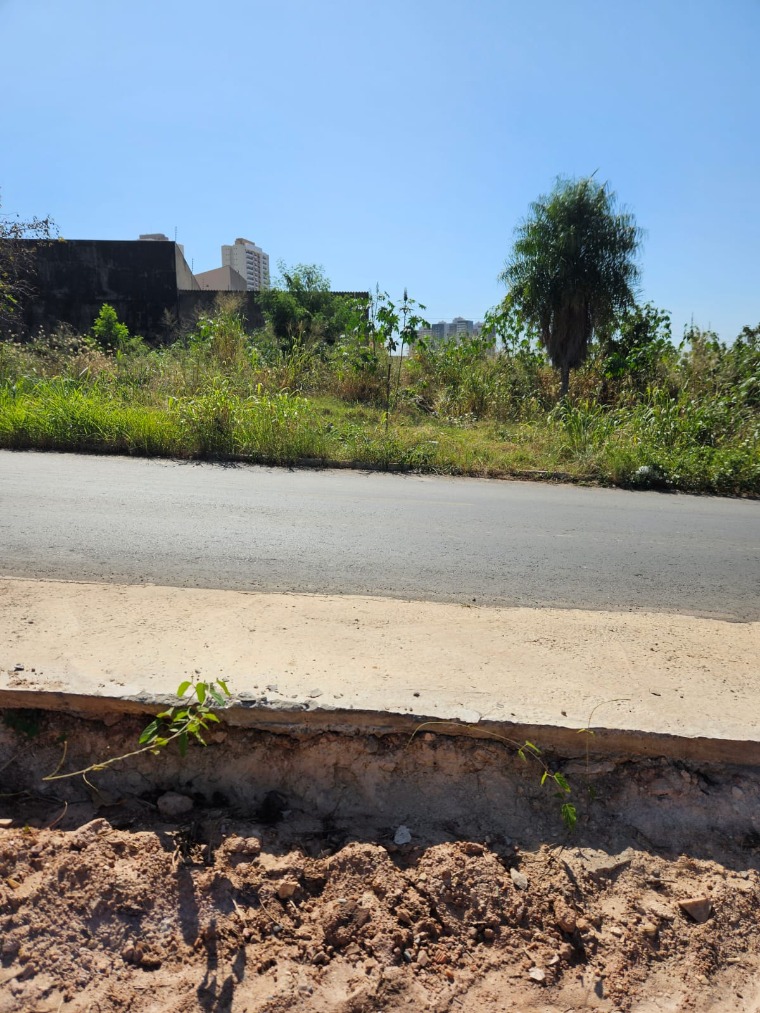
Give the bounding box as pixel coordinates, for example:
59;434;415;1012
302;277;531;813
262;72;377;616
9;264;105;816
1;576;758;764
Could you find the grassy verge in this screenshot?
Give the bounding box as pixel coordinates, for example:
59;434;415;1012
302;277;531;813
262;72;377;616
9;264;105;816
1;378;757;496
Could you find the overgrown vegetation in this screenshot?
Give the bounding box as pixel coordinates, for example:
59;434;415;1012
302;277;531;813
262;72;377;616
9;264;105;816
0;292;757;495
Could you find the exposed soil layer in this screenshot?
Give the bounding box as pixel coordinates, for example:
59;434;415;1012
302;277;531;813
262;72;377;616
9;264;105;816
1;712;760;1011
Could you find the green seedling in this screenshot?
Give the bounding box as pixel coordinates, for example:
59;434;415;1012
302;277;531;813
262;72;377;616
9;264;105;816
43;678;231;782
139;678;231;758
410;724;578;831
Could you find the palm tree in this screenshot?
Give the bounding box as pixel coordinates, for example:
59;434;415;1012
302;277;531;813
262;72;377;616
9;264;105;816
500;177;642;397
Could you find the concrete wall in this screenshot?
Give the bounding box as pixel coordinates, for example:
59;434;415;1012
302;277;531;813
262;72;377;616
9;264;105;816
13;239;185;339
175;245;200;291
177;291;266;332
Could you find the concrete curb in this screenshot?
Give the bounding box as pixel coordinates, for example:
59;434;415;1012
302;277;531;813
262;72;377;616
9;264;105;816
2;687;758;767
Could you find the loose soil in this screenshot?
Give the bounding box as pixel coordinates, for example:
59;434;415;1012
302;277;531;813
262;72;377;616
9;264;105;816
1;712;760;1011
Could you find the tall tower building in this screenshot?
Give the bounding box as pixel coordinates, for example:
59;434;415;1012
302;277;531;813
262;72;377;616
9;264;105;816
221;238;270;291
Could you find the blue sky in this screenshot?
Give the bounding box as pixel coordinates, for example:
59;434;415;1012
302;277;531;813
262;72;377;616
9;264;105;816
2;0;758;339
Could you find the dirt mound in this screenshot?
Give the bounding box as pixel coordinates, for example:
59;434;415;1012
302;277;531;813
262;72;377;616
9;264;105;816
1;816;759;1012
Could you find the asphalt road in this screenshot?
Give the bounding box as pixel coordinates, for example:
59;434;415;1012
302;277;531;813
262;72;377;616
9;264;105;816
1;451;758;620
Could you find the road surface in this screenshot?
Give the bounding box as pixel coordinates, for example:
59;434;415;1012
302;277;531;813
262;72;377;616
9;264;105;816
1;451;758;620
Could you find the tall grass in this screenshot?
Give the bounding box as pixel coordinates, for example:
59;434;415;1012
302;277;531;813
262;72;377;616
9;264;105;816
1;315;758;496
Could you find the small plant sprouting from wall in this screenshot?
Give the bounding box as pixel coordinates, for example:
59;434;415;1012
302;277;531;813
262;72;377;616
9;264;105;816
43;678;231;783
409;722;577;831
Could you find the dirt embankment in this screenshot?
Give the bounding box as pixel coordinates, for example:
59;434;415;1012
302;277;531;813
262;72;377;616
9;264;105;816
1;711;759;1011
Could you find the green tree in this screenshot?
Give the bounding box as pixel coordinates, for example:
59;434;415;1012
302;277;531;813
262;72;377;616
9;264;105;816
500;176;642;396
258;262;354;351
599;301;673;391
91;303;128;349
91;303;144;354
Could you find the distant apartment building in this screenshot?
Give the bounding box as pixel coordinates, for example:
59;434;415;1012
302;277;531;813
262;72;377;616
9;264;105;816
418;316;482;343
221;238;270;291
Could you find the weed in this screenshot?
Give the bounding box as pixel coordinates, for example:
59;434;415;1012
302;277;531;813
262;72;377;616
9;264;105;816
43;679;231;782
139;678;231;757
409;723;577;831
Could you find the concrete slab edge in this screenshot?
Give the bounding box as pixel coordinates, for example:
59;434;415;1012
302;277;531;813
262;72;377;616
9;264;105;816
1;687;758;767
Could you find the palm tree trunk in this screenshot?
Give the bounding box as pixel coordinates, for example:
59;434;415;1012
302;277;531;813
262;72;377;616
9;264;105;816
560;364;570;398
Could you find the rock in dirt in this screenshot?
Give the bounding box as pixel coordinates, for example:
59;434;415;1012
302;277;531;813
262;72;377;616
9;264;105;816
227;835;261;857
157;792;194;818
394;825;412;845
69;818;111;849
528;966;546;982
553;898;577;934
277;878;299;900
510;867;529;890
678;896;712;923
573;848;635;878
557;942;574;961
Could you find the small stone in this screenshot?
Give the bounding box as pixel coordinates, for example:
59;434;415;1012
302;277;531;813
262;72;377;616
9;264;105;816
528;966;546;983
237;836;262;856
558;942;574;961
311;951;328;965
157;792;194;818
678;896;712;923
266;684;280;693
640;920;658;937
308;689;323;699
553;898;576;933
13;664;24;672
732;786;744;799
394;825;412;845
416;949;430;967
0;818;14;829
70;818;111;850
277;878;299;900
510;867;529;890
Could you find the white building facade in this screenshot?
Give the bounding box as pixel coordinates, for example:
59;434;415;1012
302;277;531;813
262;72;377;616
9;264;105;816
221;238;270;291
